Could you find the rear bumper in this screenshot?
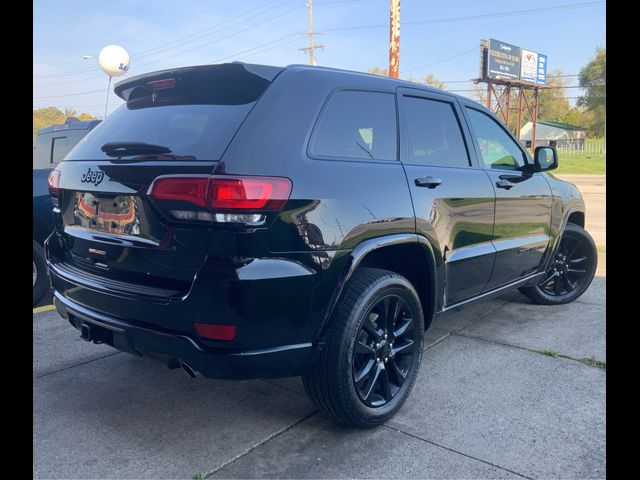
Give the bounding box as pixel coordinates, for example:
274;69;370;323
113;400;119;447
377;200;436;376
53;292;320;379
44;230;339;379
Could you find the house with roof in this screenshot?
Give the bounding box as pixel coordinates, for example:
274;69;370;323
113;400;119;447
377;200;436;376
519;120;587;149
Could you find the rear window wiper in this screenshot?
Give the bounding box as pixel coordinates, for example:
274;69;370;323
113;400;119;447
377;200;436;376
101;142;172;157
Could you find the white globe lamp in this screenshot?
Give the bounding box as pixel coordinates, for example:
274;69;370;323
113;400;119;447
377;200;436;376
98;45;130;117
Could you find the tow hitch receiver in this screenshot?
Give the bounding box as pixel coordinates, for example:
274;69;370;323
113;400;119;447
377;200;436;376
79;322;110;344
80;323;92;342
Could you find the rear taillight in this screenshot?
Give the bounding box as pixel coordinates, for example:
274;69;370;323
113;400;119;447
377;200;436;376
48;170;61;197
148;175;292;225
208;177;291;210
148;176;209;207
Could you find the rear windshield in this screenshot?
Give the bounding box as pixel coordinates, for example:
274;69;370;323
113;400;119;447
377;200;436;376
65;104;253;161
65;65;273;162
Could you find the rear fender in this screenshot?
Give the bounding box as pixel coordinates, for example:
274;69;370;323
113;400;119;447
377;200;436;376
316;233;440;342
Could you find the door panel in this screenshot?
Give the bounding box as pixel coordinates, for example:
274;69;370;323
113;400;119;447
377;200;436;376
412;179;496;305
462;105;552;289
484;170;552;288
398;88;496;306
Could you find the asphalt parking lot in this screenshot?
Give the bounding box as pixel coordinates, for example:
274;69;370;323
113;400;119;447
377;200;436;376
34;175;606;479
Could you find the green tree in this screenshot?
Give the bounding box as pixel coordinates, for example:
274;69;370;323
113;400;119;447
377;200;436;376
33;107;97;144
421;74;445;90
368;67;445;90
368;66;389;77
563;107;593;131
537;69;571;123
578;48;605;137
33;107;65;144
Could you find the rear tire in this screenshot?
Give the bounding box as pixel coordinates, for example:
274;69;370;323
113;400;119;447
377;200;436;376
519;223;597;305
302;268;424;428
33;240;49;307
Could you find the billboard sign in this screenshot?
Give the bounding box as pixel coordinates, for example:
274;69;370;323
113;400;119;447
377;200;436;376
536;54;548;85
520;49;538;83
483;39;548;85
488;39;521;80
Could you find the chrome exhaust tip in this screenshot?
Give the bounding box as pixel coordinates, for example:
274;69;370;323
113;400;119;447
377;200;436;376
180;361;196;379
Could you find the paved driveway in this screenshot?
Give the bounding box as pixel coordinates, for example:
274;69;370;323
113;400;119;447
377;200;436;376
34;272;605;479
555;174;606;249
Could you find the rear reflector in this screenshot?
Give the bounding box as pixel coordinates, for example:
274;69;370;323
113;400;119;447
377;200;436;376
194;322;237;341
48;170;61;197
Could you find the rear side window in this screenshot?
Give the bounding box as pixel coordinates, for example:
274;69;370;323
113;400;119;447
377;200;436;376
50;136;72;164
310;91;397;161
402;96;470;167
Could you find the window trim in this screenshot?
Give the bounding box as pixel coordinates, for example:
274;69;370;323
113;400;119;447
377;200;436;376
398;92;473;168
462;105;533;172
50;136;68;165
306;88;400;164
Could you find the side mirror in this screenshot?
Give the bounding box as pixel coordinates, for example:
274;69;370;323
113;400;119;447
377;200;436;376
534;146;558;172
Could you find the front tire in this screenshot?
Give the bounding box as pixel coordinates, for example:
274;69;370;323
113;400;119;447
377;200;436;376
33;240;49;307
519;223;597;305
303;268;424;428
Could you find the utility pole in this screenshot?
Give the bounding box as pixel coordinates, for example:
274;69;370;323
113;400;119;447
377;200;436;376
388;0;400;78
299;1;324;66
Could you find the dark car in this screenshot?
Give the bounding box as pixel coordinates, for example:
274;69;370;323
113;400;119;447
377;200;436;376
46;63;596;427
33;118;101;305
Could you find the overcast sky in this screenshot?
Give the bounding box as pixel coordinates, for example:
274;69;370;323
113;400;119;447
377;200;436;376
33;0;606;118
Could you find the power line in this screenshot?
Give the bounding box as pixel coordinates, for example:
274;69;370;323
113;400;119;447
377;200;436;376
33;0;604;100
440;74;581;84
322;1;605;32
401;46;479;74
315;0;366;4
34;0;291;79
448;85;589;92
35;1;603;83
33;33;305;101
131;0;294;61
101;5;305;73
33;88;106;99
211;34;304;64
35;4;304;91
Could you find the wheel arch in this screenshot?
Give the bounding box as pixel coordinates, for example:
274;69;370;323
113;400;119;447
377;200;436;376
544;205;585;271
567;210;585;228
318;234;440;340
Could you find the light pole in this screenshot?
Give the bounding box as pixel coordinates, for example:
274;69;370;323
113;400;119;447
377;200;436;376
83;55;110;118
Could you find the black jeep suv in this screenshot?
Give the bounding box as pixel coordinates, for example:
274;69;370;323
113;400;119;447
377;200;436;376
46;62;597;427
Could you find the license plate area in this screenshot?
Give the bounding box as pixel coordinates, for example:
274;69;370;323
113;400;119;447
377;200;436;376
73;192;140;235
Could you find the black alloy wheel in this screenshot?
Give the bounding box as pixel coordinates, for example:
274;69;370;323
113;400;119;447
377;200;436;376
302;267;424;428
353;295;416;407
519;223;597;305
539;235;592;296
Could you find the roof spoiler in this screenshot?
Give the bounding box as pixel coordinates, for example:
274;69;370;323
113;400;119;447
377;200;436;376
114;62;284;102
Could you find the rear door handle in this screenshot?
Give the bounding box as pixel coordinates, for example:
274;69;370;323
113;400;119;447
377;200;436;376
496;179;515;190
414;176;442;189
